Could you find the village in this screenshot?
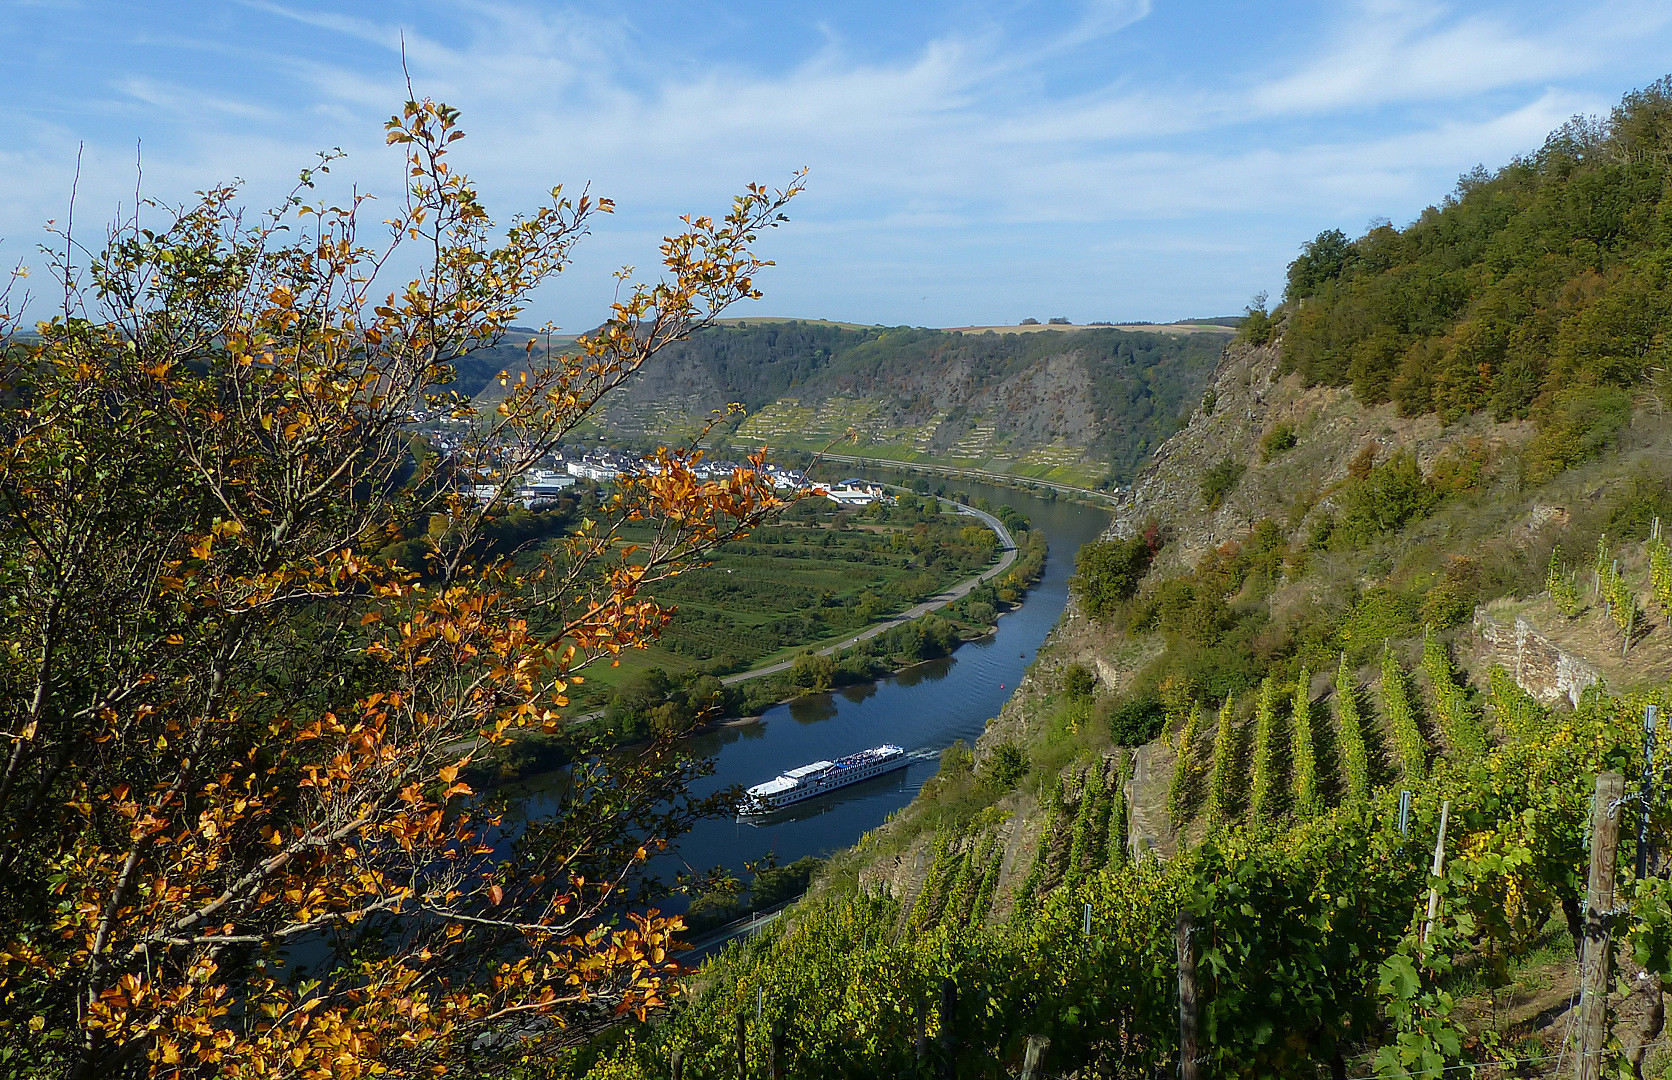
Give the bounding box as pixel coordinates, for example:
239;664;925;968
414;413;887;511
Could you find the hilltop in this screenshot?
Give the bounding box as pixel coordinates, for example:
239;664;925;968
468;321;1224;489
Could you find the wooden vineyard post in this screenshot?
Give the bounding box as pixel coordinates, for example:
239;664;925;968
1577;771;1626;1080
1640;705;1659;880
735;1012;748;1080
1177;910;1201;1080
1020;1035;1050;1080
669;1048;684;1080
1421;801;1450;943
768;1021;784;1080
915;995;928;1071
939;978;957;1080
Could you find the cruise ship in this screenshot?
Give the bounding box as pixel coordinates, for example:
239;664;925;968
741;745;909;814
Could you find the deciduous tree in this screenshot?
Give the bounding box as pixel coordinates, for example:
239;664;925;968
0;98;802;1077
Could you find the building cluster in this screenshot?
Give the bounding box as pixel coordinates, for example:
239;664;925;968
412;413;889;511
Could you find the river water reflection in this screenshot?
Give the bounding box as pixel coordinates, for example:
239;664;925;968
513;480;1111;886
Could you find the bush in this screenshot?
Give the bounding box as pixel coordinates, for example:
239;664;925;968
1523;386;1634;483
1071;536;1153;619
995;505;1032;532
1260;422;1299;461
981;742;1030;792
1332;451;1435;548
1239;293;1278;346
1063;663;1098;700
749;855;823;909
1200;458;1246;510
1102;695;1168;746
790;650;836;691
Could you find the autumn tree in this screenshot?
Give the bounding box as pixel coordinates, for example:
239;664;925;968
0;98;802;1077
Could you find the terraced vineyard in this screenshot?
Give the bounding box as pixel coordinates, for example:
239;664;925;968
1159;637;1519;836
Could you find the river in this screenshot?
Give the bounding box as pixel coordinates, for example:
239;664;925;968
508;480;1109;891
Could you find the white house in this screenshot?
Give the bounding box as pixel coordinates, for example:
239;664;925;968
824;479;884;506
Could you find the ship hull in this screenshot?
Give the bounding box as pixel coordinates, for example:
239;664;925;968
741;747;910;815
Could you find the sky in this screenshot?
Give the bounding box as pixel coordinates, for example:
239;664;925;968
3;0;1672;330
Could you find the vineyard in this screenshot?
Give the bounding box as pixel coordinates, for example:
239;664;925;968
553;681;1672;1080
532;508;1672;1080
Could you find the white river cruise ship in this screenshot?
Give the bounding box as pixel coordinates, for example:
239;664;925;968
742;745;909;814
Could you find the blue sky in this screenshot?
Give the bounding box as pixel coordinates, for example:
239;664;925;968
4;0;1671;329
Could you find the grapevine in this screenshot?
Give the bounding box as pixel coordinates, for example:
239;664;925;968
1291;667;1320;818
1652;531;1672;627
907;828;954;935
1009;780;1061;928
1599;555;1641;639
951;829;997;925
1381;648;1426;781
1249;675;1283;824
1422;631;1486;760
606;686;1644;1080
971;825;1006;924
1488;664;1546;742
1546;544;1583;617
1334;653;1371;803
943;844;978;929
1168;701;1203;827
1065;757;1107;889
1107;748;1132;866
1206;697;1240;826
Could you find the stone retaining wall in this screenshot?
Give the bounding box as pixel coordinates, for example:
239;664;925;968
1473;607;1601;708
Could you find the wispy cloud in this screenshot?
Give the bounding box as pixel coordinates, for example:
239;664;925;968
1;0;1668;326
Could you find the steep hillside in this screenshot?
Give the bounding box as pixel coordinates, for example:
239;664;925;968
467;322;1225;487
562;78;1672;1080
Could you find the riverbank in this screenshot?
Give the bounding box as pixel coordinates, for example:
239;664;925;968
476;502;1046;782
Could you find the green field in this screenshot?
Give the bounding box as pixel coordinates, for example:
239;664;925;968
567;494;1005;706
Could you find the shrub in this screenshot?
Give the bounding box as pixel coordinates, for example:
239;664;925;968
1200;458;1246;510
1522;386;1633;482
1332;451;1436;548
995;504;1032;532
1063;663;1098;700
981;741;1030;792
1260;422;1299;461
749;855;824;908
1103;695;1168;746
1071;536;1153;619
1339;587;1419;661
790;650;836;691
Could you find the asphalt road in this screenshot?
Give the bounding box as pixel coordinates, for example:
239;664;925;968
719;501;1017;686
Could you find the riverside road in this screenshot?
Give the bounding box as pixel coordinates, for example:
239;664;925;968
719;501;1018;686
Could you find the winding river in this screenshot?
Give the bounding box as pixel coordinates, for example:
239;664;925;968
515;480;1111;884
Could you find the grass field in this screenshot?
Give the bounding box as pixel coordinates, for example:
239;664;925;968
567;496;1002;706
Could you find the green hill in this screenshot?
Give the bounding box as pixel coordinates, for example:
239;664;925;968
1276;77;1672;483
467;322;1223;487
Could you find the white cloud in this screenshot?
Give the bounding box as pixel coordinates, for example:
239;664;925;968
1;0;1669;327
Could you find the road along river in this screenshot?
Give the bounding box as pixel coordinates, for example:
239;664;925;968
506;480;1111;889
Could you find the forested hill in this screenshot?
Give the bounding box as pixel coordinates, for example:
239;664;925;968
1274;76;1672;482
466;322;1227;487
